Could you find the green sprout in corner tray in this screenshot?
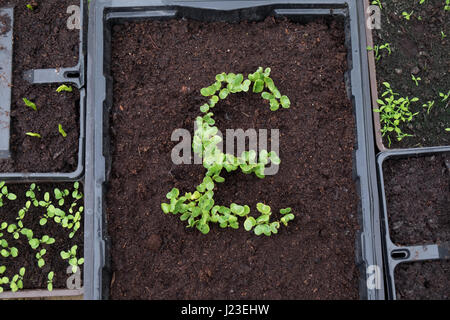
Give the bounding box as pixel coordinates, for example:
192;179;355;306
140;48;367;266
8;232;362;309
25;132;41;138
56;85;73;93
23;98;37;111
58;124;68;138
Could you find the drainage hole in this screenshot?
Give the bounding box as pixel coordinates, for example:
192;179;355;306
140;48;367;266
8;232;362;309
391;249;409;260
65;71;80;78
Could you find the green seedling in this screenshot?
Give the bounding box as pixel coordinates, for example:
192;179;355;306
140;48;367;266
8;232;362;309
419;0;426;4
67;204;83;239
56;85;73;93
60;245;84;273
280;207;296;226
35;249;47;268
441;31;447;39
402;11;413;20
29;235;55;250
47;272;54;291
374;82;419;147
0;181;17;207
372;0;382;9
4;198;32;241
422;101;435;114
36;183;83;237
9;268;25;292
39;204;63;226
445;0;450;11
367;43;391;61
72;182;83;201
25;183;39;207
446;128;450;132
26;4;34;10
0;266;7;293
25;132;41;138
439;91;450;102
54;187;70;206
411;74;421;86
0;236;18;258
58;124;67;137
22;98;37;111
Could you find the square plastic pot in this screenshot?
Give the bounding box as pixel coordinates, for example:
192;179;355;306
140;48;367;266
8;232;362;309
84;0;385;300
376;146;450;299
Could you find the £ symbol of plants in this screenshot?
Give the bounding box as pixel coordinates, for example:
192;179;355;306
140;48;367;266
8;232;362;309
161;67;295;236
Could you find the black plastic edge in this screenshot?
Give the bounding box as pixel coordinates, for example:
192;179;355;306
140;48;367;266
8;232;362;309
376;146;450;300
85;0;385;300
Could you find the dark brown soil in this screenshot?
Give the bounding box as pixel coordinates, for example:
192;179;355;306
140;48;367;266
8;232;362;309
0;85;80;173
107;17;359;300
0;0;79;69
395;260;450;300
383;153;450;246
0;182;84;291
373;0;450;148
0;0;81;173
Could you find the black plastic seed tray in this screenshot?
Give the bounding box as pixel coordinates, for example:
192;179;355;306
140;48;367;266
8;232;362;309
0;0;86;181
377;146;450;300
0;1;87;299
85;0;385;300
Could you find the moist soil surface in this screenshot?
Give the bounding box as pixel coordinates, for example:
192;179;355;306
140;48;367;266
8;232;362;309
0;0;80;173
0;0;79;69
0;183;84;291
383;153;450;246
107;17;360;300
395;260;450;300
373;0;450;148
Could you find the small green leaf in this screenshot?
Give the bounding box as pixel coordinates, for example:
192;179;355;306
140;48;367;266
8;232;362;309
161;203;170;214
253;79;264;93
166;188;179;200
29;239;39;249
197;223;210;235
26;132;41;138
56;85;73;93
280;95;291;108
219;88;229;100
280;207;292;215
60;251;70;260
200;87;211;97
7;193;17;200
244;217;256;231
23;98;37;111
256;203;271;215
58;124;67;137
269;99;279;111
230;203;245;216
